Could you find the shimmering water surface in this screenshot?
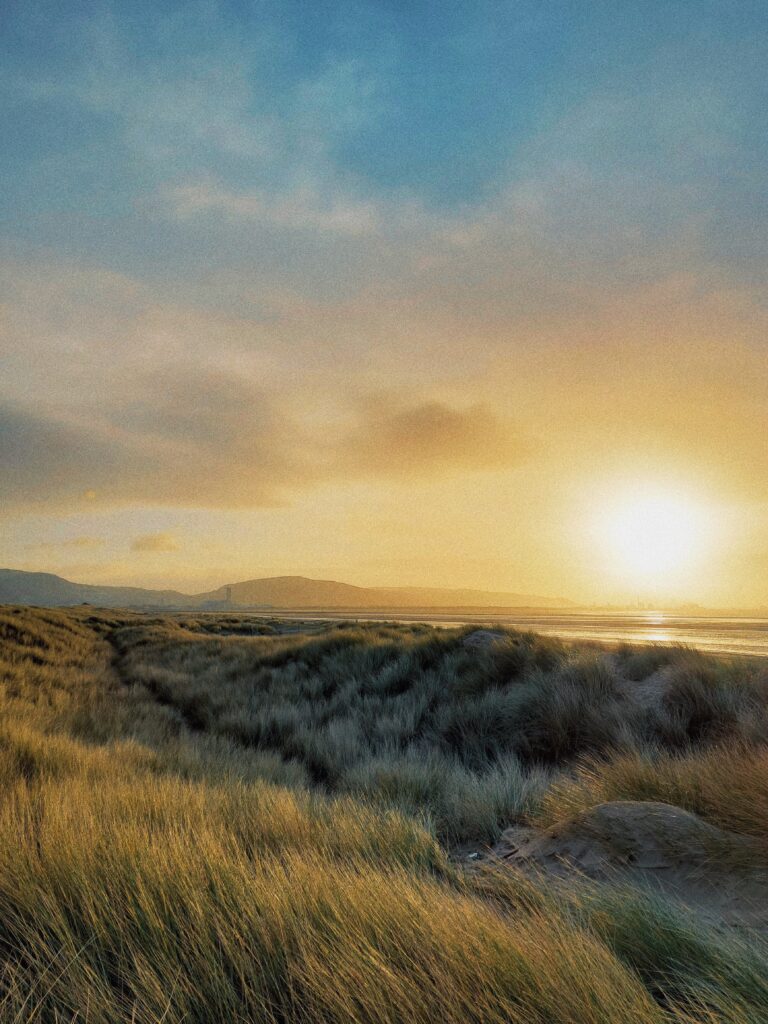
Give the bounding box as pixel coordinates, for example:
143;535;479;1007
281;612;768;658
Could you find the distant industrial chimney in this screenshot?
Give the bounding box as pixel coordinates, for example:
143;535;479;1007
225;585;232;608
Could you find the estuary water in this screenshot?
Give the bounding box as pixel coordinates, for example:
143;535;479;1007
431;613;768;659
282;611;768;659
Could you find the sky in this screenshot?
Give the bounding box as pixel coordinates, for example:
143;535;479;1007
1;0;767;607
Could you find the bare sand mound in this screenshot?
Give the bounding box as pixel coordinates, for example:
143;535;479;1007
462;629;509;649
496;801;768;928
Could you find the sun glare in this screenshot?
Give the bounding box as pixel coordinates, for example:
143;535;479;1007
597;488;714;586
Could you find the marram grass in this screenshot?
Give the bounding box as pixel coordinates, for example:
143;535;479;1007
0;605;766;1022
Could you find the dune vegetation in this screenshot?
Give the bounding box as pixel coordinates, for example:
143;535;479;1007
1;604;768;1022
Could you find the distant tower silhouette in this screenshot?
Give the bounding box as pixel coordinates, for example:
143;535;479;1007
225;585;232;608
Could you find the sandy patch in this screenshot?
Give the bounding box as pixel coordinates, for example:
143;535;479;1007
462;629;510;650
491;801;768;929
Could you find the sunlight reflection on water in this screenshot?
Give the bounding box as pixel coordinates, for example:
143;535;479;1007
646;630;674;643
282;611;768;658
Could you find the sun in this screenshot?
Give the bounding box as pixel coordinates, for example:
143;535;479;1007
597;487;713;585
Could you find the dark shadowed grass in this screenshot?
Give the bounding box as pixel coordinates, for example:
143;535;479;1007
616;642;677;681
109;615;768;840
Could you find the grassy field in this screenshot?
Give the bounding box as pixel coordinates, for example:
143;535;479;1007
1;605;768;1022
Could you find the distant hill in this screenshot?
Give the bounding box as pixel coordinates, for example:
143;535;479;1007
0;568;573;611
0;569;194;609
199;576;573;609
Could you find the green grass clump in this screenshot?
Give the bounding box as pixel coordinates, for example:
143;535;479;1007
473;868;768;1024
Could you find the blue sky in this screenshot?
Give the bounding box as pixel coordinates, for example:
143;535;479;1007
1;1;767;603
3;0;766;270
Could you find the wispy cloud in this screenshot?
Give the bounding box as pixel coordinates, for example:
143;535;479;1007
130;532;180;553
333;398;529;479
167;180;381;236
0;372;529;512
